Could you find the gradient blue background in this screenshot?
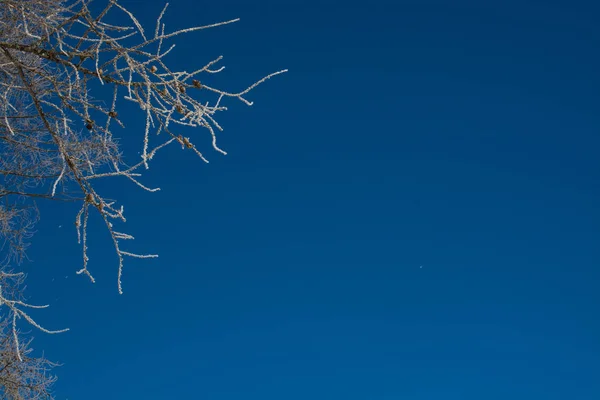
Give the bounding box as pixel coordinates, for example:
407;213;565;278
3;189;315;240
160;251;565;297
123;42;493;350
20;0;600;399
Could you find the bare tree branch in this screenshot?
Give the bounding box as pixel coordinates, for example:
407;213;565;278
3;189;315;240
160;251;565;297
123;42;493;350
0;0;285;396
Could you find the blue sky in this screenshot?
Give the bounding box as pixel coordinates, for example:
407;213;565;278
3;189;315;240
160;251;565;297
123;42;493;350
19;0;600;399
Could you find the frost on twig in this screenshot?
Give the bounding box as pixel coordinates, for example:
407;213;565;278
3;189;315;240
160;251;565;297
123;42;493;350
0;0;286;294
0;271;67;362
0;2;284;390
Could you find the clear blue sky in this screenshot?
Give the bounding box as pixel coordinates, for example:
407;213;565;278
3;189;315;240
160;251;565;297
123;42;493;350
20;0;600;399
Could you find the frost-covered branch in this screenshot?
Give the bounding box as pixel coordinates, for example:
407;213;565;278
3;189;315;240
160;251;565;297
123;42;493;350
0;0;286;292
0;0;285;394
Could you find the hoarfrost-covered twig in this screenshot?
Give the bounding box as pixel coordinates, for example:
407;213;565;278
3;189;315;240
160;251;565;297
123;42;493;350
0;1;285;388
